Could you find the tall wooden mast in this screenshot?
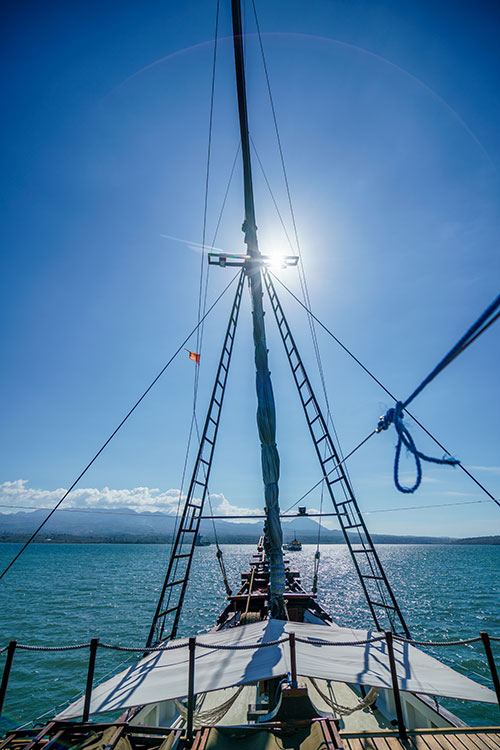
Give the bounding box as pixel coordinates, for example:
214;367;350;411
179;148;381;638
231;0;286;617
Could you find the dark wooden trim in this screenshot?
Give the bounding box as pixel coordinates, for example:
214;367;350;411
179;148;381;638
481;631;500;710
82;638;99;723
0;641;17;717
289;632;298;687
186;637;196;745
385;631;407;742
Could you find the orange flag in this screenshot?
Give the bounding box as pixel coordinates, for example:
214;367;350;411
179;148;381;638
185;349;200;365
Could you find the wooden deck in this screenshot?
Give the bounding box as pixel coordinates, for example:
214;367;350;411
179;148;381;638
2;720;500;750
341;727;500;750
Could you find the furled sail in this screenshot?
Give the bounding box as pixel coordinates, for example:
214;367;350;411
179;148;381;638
231;0;286;616
245;227;286;618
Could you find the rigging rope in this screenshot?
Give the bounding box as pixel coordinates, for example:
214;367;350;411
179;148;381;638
377;402;459;494
251;0;352;508
169;0;222;566
272;272;500;508
309;677;380;716
377;291;500;493
2;496;492;517
195;0;220;377
312;441;327;595
174;686;244;727
193;413;232;597
7;632;497;653
282;430;376;515
249;12;387;615
168;6;239;606
0;271;241;582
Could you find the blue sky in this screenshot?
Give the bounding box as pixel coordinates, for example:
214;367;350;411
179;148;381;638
1;0;499;538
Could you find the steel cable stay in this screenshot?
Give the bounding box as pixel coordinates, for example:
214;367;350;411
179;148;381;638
271;271;500;508
0;271;242;583
179;138;242;598
169;0;222;564
251;0;355;514
147;3;238;589
282;431;377;516
193;412;232;596
377;291;500;493
247;37;357;596
265;272;399;632
170;142;242;587
2;493;492;519
253;0;498;503
146;271;245;647
194;0;221;402
263;270;409;637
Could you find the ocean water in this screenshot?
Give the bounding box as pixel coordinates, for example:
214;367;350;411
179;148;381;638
0;542;499;730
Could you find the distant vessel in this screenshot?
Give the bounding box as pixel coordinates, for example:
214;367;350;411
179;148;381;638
283;537;302;551
195;534;211;547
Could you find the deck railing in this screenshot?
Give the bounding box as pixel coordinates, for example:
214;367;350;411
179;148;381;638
1;631;499;741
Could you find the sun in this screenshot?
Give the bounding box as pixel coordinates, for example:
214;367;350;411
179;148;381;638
265;248;289;270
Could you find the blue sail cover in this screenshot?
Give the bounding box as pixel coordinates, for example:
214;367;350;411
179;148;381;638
248;262;286;616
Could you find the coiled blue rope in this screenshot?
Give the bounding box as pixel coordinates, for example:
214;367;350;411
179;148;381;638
378;291;500;494
378;402;459;493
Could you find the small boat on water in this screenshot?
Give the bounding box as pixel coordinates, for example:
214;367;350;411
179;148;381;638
1;1;499;749
195;534;211;547
283;537;302;551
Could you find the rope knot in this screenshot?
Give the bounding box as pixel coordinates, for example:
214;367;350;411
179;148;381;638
378;401;459;494
377;403;400;432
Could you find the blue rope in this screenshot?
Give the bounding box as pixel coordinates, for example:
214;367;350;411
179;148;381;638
378;402;459;493
402;292;500;409
378;291;500;493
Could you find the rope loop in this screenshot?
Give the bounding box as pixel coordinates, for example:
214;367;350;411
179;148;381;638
378;401;459;493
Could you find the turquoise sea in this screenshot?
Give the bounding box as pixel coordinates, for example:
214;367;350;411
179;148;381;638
0;542;499;731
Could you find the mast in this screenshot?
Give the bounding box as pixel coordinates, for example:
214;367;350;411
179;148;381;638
231;0;286;617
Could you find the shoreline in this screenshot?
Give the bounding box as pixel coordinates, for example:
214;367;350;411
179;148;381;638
0;536;498;545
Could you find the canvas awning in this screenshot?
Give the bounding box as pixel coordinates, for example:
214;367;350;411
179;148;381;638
57;620;496;719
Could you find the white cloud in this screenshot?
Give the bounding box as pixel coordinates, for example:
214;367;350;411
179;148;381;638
469;465;500;475
205;493;262;524
0;480;261;521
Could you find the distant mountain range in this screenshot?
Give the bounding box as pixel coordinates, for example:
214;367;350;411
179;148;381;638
1;507;496;544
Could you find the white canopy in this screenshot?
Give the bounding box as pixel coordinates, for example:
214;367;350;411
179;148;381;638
57;620;496;719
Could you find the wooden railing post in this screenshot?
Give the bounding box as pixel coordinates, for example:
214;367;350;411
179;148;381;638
186;637;196;745
480;631;500;710
289;632;298;687
385;631;407;741
0;641;17;717
82;638;99;723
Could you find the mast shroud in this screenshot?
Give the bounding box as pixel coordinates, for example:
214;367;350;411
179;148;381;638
231;0;286;616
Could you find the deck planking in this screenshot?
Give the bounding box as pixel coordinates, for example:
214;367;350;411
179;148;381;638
341;729;500;750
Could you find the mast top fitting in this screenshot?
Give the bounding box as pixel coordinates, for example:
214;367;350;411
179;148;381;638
208;252;299;269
